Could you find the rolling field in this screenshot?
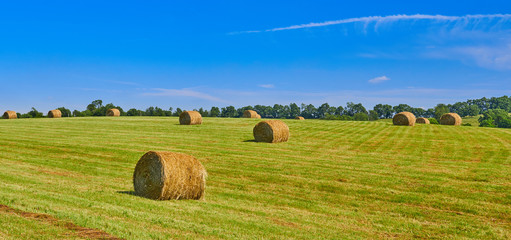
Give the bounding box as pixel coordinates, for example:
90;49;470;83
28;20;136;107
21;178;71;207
0;117;510;239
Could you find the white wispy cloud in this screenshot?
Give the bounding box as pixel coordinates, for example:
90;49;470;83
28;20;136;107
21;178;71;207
426;44;511;70
142;88;227;102
368;76;390;84
233;14;511;34
258;84;275;88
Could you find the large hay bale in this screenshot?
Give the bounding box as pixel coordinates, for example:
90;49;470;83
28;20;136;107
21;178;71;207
295;116;304;120
133;151;207;200
243;110;259;118
253;120;289;143
3;111;17;119
392;112;416;126
179;111;202;125
106;108;120;117
416;117;430;124
48;109;62;118
440;113;462;126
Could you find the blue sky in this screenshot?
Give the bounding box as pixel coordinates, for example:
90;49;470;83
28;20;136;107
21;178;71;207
1;1;510;112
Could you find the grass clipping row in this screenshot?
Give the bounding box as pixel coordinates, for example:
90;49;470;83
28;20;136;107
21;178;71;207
179;111;202;125
133;151;207;200
416;117;430;124
440;113;462;126
253;120;289;143
3;111;17;119
243;110;261;119
48;110;62;118
393;112;416;126
106;108;120;117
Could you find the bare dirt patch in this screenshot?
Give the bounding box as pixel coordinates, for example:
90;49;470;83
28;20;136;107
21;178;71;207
0;204;122;239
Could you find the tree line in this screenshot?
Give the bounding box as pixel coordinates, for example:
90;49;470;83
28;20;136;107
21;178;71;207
13;96;511;128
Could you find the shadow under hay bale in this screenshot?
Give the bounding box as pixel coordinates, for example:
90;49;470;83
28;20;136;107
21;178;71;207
295;116;304;120
440;113;462;126
133;151;207;200
243;110;260;118
107;108;120;117
253;120;289;143
393;112;416;126
179;111;202;125
416;117;430;124
48;109;62;118
3;111;17;119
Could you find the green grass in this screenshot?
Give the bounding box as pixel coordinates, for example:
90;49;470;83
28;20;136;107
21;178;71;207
0;117;510;239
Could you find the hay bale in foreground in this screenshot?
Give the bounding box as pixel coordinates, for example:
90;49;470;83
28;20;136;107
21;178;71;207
133;151;207;200
106;108;120;117
179;111;202;125
3;111;17;119
253;120;289;143
440;113;462;126
393;112;416;126
48;109;62;118
295;116;305;120
416;117;430;124
243;110;259;118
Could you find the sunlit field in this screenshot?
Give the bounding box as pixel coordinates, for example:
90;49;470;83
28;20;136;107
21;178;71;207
0;117;509;239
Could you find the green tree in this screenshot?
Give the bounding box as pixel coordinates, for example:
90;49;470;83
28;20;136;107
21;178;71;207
344;102;367;116
467;105;480;116
393;104;412;114
57;107;72;117
289;103;301;118
221;106;236;118
368;110;379;121
127;108;143;116
373;104;393;119
434;104;449;121
209;107;220;117
479;109;511;128
353;112;369;121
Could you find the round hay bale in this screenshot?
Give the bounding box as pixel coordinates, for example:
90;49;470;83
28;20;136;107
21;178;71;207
106;108;120;117
253;120;289;143
295;116;304;120
440;113;462;126
3;111;17;119
133;151;207;200
48;109;62;118
416;117;430;124
392;112;416;126
243;110;259;118
179;111;202;125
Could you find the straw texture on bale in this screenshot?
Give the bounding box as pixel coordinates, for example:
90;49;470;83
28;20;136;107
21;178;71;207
3;111;17;119
295;116;305;120
106;108;120;117
48;109;62;118
416;117;430;124
243;110;260;118
393;112;416;126
253;120;290;143
179;111;202;125
440;113;462;126
133;151;207;200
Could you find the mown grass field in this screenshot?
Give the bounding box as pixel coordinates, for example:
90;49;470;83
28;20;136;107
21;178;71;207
0;117;510;239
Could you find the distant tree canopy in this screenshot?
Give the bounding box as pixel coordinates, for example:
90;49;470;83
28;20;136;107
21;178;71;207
479;109;511;128
13;95;511;128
